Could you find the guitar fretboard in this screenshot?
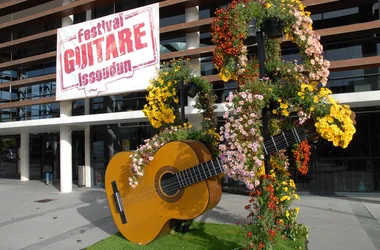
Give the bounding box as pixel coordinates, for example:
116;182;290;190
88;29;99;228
175;157;223;189
262;126;306;155
174;126;307;189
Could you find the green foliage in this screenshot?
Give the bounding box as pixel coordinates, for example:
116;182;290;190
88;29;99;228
154;126;220;158
283;219;309;241
0;139;16;152
264;0;294;23
86;222;307;250
189;76;218;131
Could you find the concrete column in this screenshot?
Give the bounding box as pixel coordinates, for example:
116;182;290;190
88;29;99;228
60;126;72;193
86;9;92;21
20;132;29;181
60;99;73;192
84;126;91;187
185;6;202;128
62;0;74;27
59;0;74;192
84;98;92;187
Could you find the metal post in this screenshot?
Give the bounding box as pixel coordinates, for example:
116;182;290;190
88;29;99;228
257;31;266;78
178;80;186;125
257;30;270;174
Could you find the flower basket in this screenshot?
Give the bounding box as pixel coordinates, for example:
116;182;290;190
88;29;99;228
244;19;258;45
263;18;284;38
186;81;200;98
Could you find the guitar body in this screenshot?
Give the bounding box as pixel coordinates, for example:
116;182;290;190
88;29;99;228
105;140;222;245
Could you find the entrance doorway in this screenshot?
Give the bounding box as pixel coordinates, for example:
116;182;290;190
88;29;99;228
72;131;85;182
30;133;59;180
29;132;85;182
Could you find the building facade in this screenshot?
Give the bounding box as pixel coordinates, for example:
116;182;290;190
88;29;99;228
0;0;379;193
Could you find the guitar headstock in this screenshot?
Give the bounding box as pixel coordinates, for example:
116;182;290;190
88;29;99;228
299;119;319;142
350;111;357;126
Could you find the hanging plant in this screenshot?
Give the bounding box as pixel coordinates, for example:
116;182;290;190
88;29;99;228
211;0;330;86
142;58;217;131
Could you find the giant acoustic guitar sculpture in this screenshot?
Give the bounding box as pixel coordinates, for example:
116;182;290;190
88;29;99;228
105;126;307;245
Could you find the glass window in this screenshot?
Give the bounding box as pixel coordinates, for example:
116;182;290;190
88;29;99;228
93;4;115;19
311;4;377;30
115;0;140;12
160;13;185;27
90;91;147;115
327;67;380;94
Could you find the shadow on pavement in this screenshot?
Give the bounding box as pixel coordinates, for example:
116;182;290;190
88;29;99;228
76;189;117;236
313;194;380;205
198;205;248;225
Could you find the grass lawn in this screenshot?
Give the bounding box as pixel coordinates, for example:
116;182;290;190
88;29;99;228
87;222;307;250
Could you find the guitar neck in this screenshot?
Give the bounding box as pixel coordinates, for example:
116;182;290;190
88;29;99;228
175;157;223;189
175;126;307;189
262;126;307;155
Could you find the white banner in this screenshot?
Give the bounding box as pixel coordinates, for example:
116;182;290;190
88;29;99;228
56;3;160;101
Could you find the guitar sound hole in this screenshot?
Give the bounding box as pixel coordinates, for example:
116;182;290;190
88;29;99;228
161;173;179;196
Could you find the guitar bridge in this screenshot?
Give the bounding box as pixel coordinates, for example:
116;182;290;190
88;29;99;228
111;181;127;224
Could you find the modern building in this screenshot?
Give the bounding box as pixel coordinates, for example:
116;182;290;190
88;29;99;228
0;0;379;193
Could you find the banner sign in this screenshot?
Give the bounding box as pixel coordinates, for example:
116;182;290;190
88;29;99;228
56;3;160;101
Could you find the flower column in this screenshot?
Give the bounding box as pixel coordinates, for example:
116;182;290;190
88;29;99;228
60;0;74;193
185;6;202;128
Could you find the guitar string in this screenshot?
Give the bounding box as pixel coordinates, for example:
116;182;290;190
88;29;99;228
117;131;304;205
118;134;304;207
265;127;306;152
117;158;223;201
263;127;306;152
119;173;224;208
117;131;305;206
120;159;223;207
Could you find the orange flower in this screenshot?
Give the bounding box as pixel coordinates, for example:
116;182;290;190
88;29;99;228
247;231;253;238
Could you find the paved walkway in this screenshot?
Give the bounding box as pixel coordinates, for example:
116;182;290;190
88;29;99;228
0;179;379;250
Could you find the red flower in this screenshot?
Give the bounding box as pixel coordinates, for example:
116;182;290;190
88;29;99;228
293;140;311;175
247;231;252;238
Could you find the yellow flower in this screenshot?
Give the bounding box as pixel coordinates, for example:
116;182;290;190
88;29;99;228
289;179;296;188
280;102;289;109
286;210;290;217
281;109;290;117
315;101;356;148
280;196;290;202
294;194;300;200
218;68;237;82
257;164;265;177
295;207;299;214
